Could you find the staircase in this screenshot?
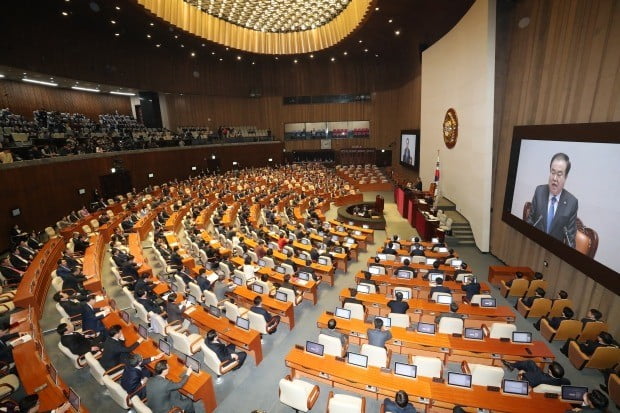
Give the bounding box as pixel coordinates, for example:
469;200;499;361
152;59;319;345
450;221;475;245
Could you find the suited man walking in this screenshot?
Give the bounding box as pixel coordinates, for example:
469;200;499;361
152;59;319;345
146;360;195;413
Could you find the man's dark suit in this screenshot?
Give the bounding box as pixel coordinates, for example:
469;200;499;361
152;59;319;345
387;300;409;314
526;185;578;246
461;283;481;301
99;338;140;370
59;300;85;320
146;374;194;413
512;360;570;387
9;254;29;271
0;265;22;283
205;339;247;368
430;285;451;296
81;304;106;335
137;297;163;314
250;305;274;323
61;272;87;292
165;302;184;323
548;316;569;330
121;364;151;399
60;333;96;356
522;295;542;308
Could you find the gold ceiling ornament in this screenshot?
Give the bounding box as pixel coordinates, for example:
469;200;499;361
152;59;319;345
136;0;374;55
443;108;458;149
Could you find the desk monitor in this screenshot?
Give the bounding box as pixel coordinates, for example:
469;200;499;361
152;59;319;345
301;238;310;245
394;289;411;300
318;257;329;266
447;372;472;388
451;259;463;268
47;363;58;384
258;259;266;267
331;235;339;242
561;385;588;402
345;237;355;244
464;328;484;340
431;237;439;243
186;294;197;305
502;379;529;396
138;324;149;340
480;298;496;308
347;352;368;368
369;266;382;275
426;258;437;266
436;294;452;305
429;272;444;283
354;230;362;235
171;283;179;292
375;316;391;328
251;283;264;294
335;307;351;319
298;271;310;281
119;310;130;324
396;270;413;280
417;323;436;335
208;305;221;318
394;362;417;379
356;284;371;294
337;226;345;232
438;247;449;253
67;387;80;411
185;355;201;373
363;224;370;229
462;275;476;284
305;340;324;356
159;338;171;355
377;254;388;261
275;266;286;274
275;291;288;302
233;276;244;286
318;231;325;237
512;331;532;344
236;316;250;331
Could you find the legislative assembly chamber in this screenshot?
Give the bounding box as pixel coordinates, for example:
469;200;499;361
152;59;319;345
0;0;618;412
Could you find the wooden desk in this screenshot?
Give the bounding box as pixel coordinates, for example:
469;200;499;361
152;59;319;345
488;266;535;287
183;306;263;365
285;347;565;412
329;219;374;243
366;258;460;277
355;271;491;297
228;285;295;329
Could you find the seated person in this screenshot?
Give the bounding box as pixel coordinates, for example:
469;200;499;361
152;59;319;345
320;318;348;348
387;292;409;314
343;289;365;311
429;277;451;298
0;321;28;364
61;266;90;293
504;271;524;288
534;306;574;330
501;360;570;388
367;317;392;348
359;272;377;290
409;239;425;256
382;242;398;255
135;288;164;314
250;296;280;334
435;302;462;324
580;308;603;328
460;276;481;302
520;288;545;308
383;390;417;413
53;290;87;321
281;274;301;296
146;360;195;413
560;331;615;357
195;268;211;291
551;289;569;303
19;394;70;413
121;352;163;399
395;259;416;278
425;260;444;281
571;389;608;413
453;262;470;277
283;251;298;272
100;324;144;370
259;273;276;296
242;256;256;281
204;329;246;370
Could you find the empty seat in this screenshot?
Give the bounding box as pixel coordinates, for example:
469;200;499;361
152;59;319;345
361;344;390;368
411;355;442;379
388;313;410;329
487;323;517;339
278;375;320;413
326;392;366;413
465;362;505;387
438;317;464;335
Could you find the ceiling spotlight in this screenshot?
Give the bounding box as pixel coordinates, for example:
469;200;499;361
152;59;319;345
375;7;379;11
115;6;120;10
201;43;206;47
156;44;161;47
252;61;256;65
275;57;279;60
147;34;151;38
110;91;136;96
293;59;298;63
309;54;314;58
388;19;393;23
211;51;215;55
364;48;368;52
330;57;335;62
150;22;154;26
343;51;348;55
358;39;363;43
180;44;185;48
219;58;223;61
23;78;58;87
114;33;120;37
61;11;68;16
191;52;196;57
395;30;400;36
236;55;242;60
174;35;178;39
110;20;116;24
71;86;100;93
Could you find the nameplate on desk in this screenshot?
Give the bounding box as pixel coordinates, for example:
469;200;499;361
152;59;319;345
452;333;462;338
380;367;391;374
491;353;501;359
544;393;558;399
543;357;553;363
319;372;331;379
335;357;345;363
326;311;334;316
432;377;444;384
418;397;430;404
393;340;402;346
366;385;377;392
499;337;510;342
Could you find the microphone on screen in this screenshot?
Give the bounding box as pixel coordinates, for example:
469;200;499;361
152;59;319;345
532;215;543;227
564;226;573;248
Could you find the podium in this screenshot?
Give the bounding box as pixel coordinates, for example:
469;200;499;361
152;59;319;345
375;195;384;215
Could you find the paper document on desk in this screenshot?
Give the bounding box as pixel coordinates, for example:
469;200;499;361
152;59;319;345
185;307;197;314
12;334;31;346
296;280;308;286
95;295;105;302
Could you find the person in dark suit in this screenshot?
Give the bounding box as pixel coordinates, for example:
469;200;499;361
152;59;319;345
62;248;82;270
343;289;365;311
135;289;163;314
204;329;247;370
384;390;417;413
501;360;570;388
146;360;195;413
72;233;90;254
359;272;377;290
429;277;451;298
165;293;189;326
120;352;163;399
195;268;211;292
17;240;36;261
560;331;615;357
27;231;43;250
0;321;23;364
526;153;578;247
320;318;348;348
250;296;280;334
580;308;603;328
395;259;416;278
170;246;184;270
61;267;89;292
81;295;109;336
425;260;444;281
460;276;481;301
520;287;545;308
534;306;574;330
572;390;609;412
504;271;524;288
57;322;102;356
382;242;398;256
100;324;144;370
53;291;86;320
435;302;464;324
387;292;409;314
0;257;23;283
453;262;470;278
281;274;299;295
9;249;30;271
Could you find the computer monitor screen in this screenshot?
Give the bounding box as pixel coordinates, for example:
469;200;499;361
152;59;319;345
185;355;201;373
462;275;476;284
298;271;310;281
394;289;411;300
438;247;448;253
417;323;436;334
346;237;355;244
432;237;439;243
447;372;472;388
512;331;532;343
208;305;221;318
561;386;588;402
464;328;484;340
347;352;368;368
171;283;179;292
233;276;243;286
377;254;388;261
186;294;197;305
159;338;171;355
369;266;381;275
251;283;264;294
331;235;339;242
356;284;370;294
394;362;417;378
301;238;310;245
337;226;345;232
119;310;130;324
305;341;324;356
138;324;149;340
354;230;362;235
451;259;463;268
335;307;351;319
68;388;80;411
436;295;452;305
426;258;437;266
429;272;444;283
318;257;329;265
375;316;391;328
258;259;266;266
396;270;413;279
236;316;250;330
275;291;288;302
480;298;496;308
363;224;369;229
275;266;286;274
502;379;529;396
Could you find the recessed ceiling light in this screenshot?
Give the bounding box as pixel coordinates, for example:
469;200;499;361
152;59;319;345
115;6;120;10
375;7;379;11
150;22;154;26
0;74;4;78
211;51;215;55
110;91;135;96
395;30;400;36
174;35;178;39
293;59;298;63
236;55;242;60
181;44;185;48
72;86;100;93
219;58;223;61
375;53;379;57
388;19;393;23
114;33;120;37
226;47;229;51
252;61;255;65
191;52;196;57
156;44;161;48
23;78;58;87
309;54;314;58
343;51;348;55
364;48;368;52
110;20;116;24
147;34;151;38
275;57;279;60
330;57;335;62
358;40;363;43
61;11;68;16
201;43;205;47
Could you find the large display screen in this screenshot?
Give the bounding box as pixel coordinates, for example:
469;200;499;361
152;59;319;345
399;130;419;170
502;122;620;294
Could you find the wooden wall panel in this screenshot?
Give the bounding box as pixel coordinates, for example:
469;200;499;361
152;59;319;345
0;80;131;120
0;142;282;252
491;0;620;334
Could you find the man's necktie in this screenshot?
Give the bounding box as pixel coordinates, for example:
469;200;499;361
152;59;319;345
547;196;557;233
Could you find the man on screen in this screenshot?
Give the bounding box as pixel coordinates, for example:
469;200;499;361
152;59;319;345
526;153;578;247
402;137;412;164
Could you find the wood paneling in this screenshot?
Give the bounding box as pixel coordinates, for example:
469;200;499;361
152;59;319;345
0;142;282;252
0;80;131;120
491;0;620;334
